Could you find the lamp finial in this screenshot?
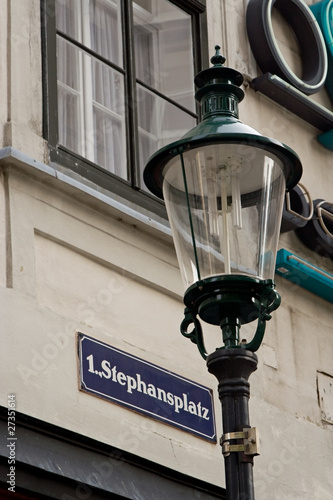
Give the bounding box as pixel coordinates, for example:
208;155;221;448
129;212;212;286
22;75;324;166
210;45;226;66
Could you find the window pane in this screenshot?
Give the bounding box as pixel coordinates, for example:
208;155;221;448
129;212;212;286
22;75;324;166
90;0;123;67
92;59;127;177
56;0;78;37
57;37;127;177
133;0;195;112
57;37;83;156
137;84;196;189
93;108;126;177
56;0;123;68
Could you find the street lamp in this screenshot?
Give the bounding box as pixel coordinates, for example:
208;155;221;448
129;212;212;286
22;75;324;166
144;46;302;500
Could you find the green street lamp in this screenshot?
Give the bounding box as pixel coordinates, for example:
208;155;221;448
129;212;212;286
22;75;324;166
144;46;302;500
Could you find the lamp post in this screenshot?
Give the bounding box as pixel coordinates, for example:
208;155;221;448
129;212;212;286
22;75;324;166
144;46;302;500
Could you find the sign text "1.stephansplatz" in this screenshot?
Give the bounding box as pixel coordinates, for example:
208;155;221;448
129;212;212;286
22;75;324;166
78;333;216;442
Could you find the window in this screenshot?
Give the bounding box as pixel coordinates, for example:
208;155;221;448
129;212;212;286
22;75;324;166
42;0;207;215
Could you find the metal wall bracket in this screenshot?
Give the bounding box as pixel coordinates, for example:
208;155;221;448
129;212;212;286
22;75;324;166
220;427;260;457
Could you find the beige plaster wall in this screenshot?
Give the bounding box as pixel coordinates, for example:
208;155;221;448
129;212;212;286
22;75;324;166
0;0;332;498
0;0;46;162
0;165;223;486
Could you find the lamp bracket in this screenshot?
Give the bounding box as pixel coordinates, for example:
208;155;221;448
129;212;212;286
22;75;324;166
221;427;260;457
242;283;281;352
181;276;281;359
180;308;208;360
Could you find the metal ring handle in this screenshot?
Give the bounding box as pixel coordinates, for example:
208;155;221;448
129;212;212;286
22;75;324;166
285;182;314;221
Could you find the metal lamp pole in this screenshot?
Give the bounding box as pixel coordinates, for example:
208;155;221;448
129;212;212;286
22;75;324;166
207;348;258;500
180;277;280;500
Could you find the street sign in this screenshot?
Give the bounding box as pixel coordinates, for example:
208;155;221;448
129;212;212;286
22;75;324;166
78;333;216;442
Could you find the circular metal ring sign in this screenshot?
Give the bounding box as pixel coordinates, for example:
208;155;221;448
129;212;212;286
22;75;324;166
246;0;328;94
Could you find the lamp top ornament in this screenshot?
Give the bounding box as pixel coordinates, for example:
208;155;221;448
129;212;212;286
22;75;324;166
210;45;226;65
144;46;302;199
194;44;244;107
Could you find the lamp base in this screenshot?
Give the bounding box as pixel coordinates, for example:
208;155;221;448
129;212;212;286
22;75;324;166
184;275;277;326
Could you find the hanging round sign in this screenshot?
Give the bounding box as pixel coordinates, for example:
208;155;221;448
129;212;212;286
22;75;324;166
246;0;328;94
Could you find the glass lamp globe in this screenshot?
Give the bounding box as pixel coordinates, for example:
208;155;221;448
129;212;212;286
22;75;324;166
144;47;302;354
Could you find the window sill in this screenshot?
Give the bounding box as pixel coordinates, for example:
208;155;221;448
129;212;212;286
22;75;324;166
0;146;172;239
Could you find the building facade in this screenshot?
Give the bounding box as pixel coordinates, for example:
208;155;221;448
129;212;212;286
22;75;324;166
0;0;332;499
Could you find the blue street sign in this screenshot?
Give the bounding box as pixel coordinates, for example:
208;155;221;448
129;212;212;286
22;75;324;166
78;333;216;442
